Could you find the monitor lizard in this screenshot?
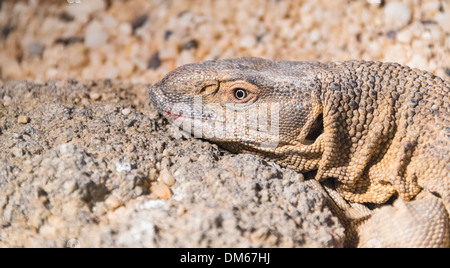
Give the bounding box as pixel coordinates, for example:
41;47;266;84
148;57;450;247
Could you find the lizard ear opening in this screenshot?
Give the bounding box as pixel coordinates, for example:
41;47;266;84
304;113;323;144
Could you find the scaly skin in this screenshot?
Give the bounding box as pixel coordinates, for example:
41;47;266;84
149;57;450;247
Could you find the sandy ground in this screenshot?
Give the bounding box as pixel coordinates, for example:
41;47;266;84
0;0;449;247
0;80;343;247
0;0;449;83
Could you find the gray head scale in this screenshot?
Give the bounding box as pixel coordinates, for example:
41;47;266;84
149;57;325;171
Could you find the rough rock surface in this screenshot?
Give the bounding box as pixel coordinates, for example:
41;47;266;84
0;80;344;247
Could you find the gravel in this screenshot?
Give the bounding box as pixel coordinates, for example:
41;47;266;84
0;0;448;82
0;80;344;247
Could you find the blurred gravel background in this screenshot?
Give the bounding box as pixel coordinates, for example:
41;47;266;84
0;0;449;83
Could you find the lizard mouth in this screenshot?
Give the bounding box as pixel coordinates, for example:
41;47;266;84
164;109;182;120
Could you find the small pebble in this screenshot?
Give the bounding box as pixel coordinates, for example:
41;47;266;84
150;181;172;199
12;147;24;157
134;186;144;196
239;35;257;48
384;2;411;28
162;149;170;157
160;168;176;186
116;161;131;172
59;12;74;22
122;108;132;115
148;51;161;70
148;168;158;180
89;92;101;101
131;14;148;32
2;25;13;39
55;36;84;46
164;30;173;40
85;21;108;48
105;196;122;211
181;39;199;50
63;181;77;193
160;157;171;170
28;42;45;57
18;115;30;124
3;95;12;106
397;29;413;44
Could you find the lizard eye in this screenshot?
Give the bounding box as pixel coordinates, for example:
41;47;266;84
234;88;248;100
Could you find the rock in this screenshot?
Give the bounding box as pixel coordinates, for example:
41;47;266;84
2;25;14;40
66;0;106;22
2;95;12;106
85;21;108;48
117;60;135;77
181;39;199;50
116;161;131;172
151;181;172;199
59;12;74;22
384;2;411;29
131;14;148;32
104;66;119;79
0;54;22;79
89;92;101;101
148;51;161;70
12;147;24;157
409;54;428;70
239;35;257;48
121;108;132;116
28;42;45;57
397;29;413;44
159;44;177;60
160;168;175;186
17;115;30;124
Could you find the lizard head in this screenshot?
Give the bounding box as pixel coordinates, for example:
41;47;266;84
149;57;325;171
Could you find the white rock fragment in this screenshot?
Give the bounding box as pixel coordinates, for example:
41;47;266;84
384;2;411;29
117;61;135;78
409;54;428;70
397;29;413;44
105;196;122;211
159;45;177;60
239;36;257;48
66;0;106;22
104;66;119;79
119;23;132;36
160;168;176;186
63;181;77;193
3;95;12;106
85;21;109;48
116;162;132;173
12;147;24;157
138;199;166;210
121;108;132;115
89;92;101;101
